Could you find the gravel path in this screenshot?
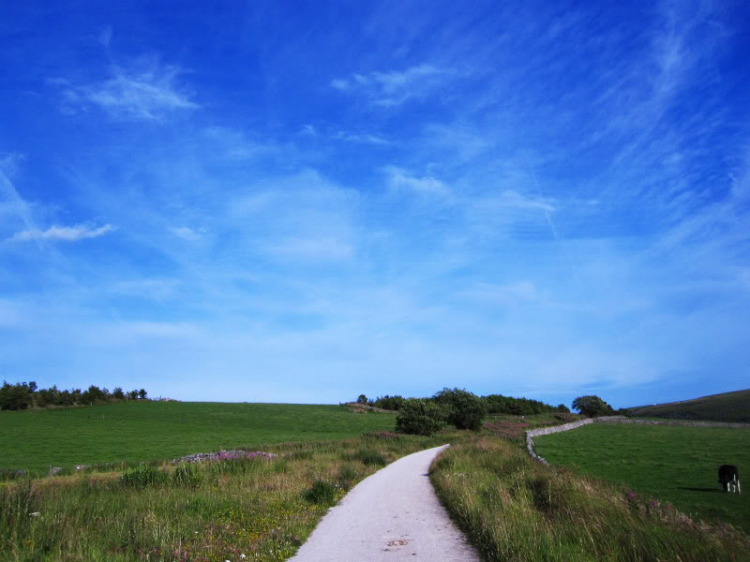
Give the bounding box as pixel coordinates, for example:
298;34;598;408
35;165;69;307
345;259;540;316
290;445;481;562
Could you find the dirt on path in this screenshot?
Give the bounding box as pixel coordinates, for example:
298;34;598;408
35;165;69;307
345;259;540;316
290;445;480;562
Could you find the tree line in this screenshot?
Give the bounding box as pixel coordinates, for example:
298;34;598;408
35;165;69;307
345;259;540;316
356;389;618;436
0;381;148;411
358;391;570;416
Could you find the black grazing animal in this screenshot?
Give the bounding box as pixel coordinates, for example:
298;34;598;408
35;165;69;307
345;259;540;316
718;465;741;494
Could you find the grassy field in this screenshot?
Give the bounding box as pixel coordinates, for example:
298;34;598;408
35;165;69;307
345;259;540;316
0;402;397;474
1;431;455;562
431;434;750;562
626;389;750;422
533;423;750;533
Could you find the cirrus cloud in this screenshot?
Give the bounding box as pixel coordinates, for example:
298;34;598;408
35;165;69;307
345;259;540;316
10;223;115;242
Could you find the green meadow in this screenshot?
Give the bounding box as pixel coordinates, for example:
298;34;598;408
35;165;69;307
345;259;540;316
533;422;750;533
1;401;397;473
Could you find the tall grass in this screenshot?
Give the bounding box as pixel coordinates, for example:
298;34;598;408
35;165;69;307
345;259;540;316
0;432;450;562
430;436;750;562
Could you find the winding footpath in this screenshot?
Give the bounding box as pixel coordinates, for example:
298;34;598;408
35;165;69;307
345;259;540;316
290;445;480;562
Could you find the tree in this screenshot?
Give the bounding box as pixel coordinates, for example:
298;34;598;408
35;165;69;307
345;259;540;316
433;388;487;431
138;389;147;400
373;395;406;411
356;394;368;404
396;399;446;436
113;387;125;400
572;395;615;418
556;403;570;413
0;381;33;411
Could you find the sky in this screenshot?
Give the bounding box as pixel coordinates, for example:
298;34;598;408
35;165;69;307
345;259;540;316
1;1;749;408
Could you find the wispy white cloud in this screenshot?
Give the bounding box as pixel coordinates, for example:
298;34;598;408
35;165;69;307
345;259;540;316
10;223;115;242
462;281;539;303
202;127;279;160
170;226;202;241
334;131;389;145
0;159;40;246
56;57;198;120
265;236;354;262
110;278;182;301
385;166;450;197
332;64;448;107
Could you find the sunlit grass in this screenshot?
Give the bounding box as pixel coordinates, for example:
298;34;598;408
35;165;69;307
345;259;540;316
1;432;457;561
0;401;398;474
431;434;750;562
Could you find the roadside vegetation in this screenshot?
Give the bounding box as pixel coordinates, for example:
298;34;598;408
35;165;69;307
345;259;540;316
533;422;750;533
1;431;459;562
431;434;750;562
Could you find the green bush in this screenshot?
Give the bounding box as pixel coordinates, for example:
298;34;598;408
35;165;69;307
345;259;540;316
572;395;615;417
372;395;406;411
395;399;446;436
482;393;557;415
434;388;486;431
338;464;358;489
304;480;337;504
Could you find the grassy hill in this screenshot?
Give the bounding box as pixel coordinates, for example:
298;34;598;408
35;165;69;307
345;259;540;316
0;401;397;473
625;388;750;423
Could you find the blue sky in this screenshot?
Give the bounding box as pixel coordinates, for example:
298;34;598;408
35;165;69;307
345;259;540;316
1;1;749;408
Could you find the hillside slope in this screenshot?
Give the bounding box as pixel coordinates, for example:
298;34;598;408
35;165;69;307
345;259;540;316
626;389;750;422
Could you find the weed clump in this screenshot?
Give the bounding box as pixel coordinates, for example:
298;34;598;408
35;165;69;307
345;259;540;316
172;463;202;489
120;464;168;488
353;449;386;466
338;464;358;489
304;480;337;504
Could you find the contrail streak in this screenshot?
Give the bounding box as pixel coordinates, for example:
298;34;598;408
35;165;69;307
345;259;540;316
0;168;43;250
522;150;581;287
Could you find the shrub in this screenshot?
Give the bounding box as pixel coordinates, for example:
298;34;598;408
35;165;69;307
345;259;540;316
372;395;406;411
395;399;446;436
354;449;386;466
483;393;557;415
434;388;486;431
304;480;337;504
356;394;368;404
338;464;358;489
572;395;615;418
120;464;168;488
